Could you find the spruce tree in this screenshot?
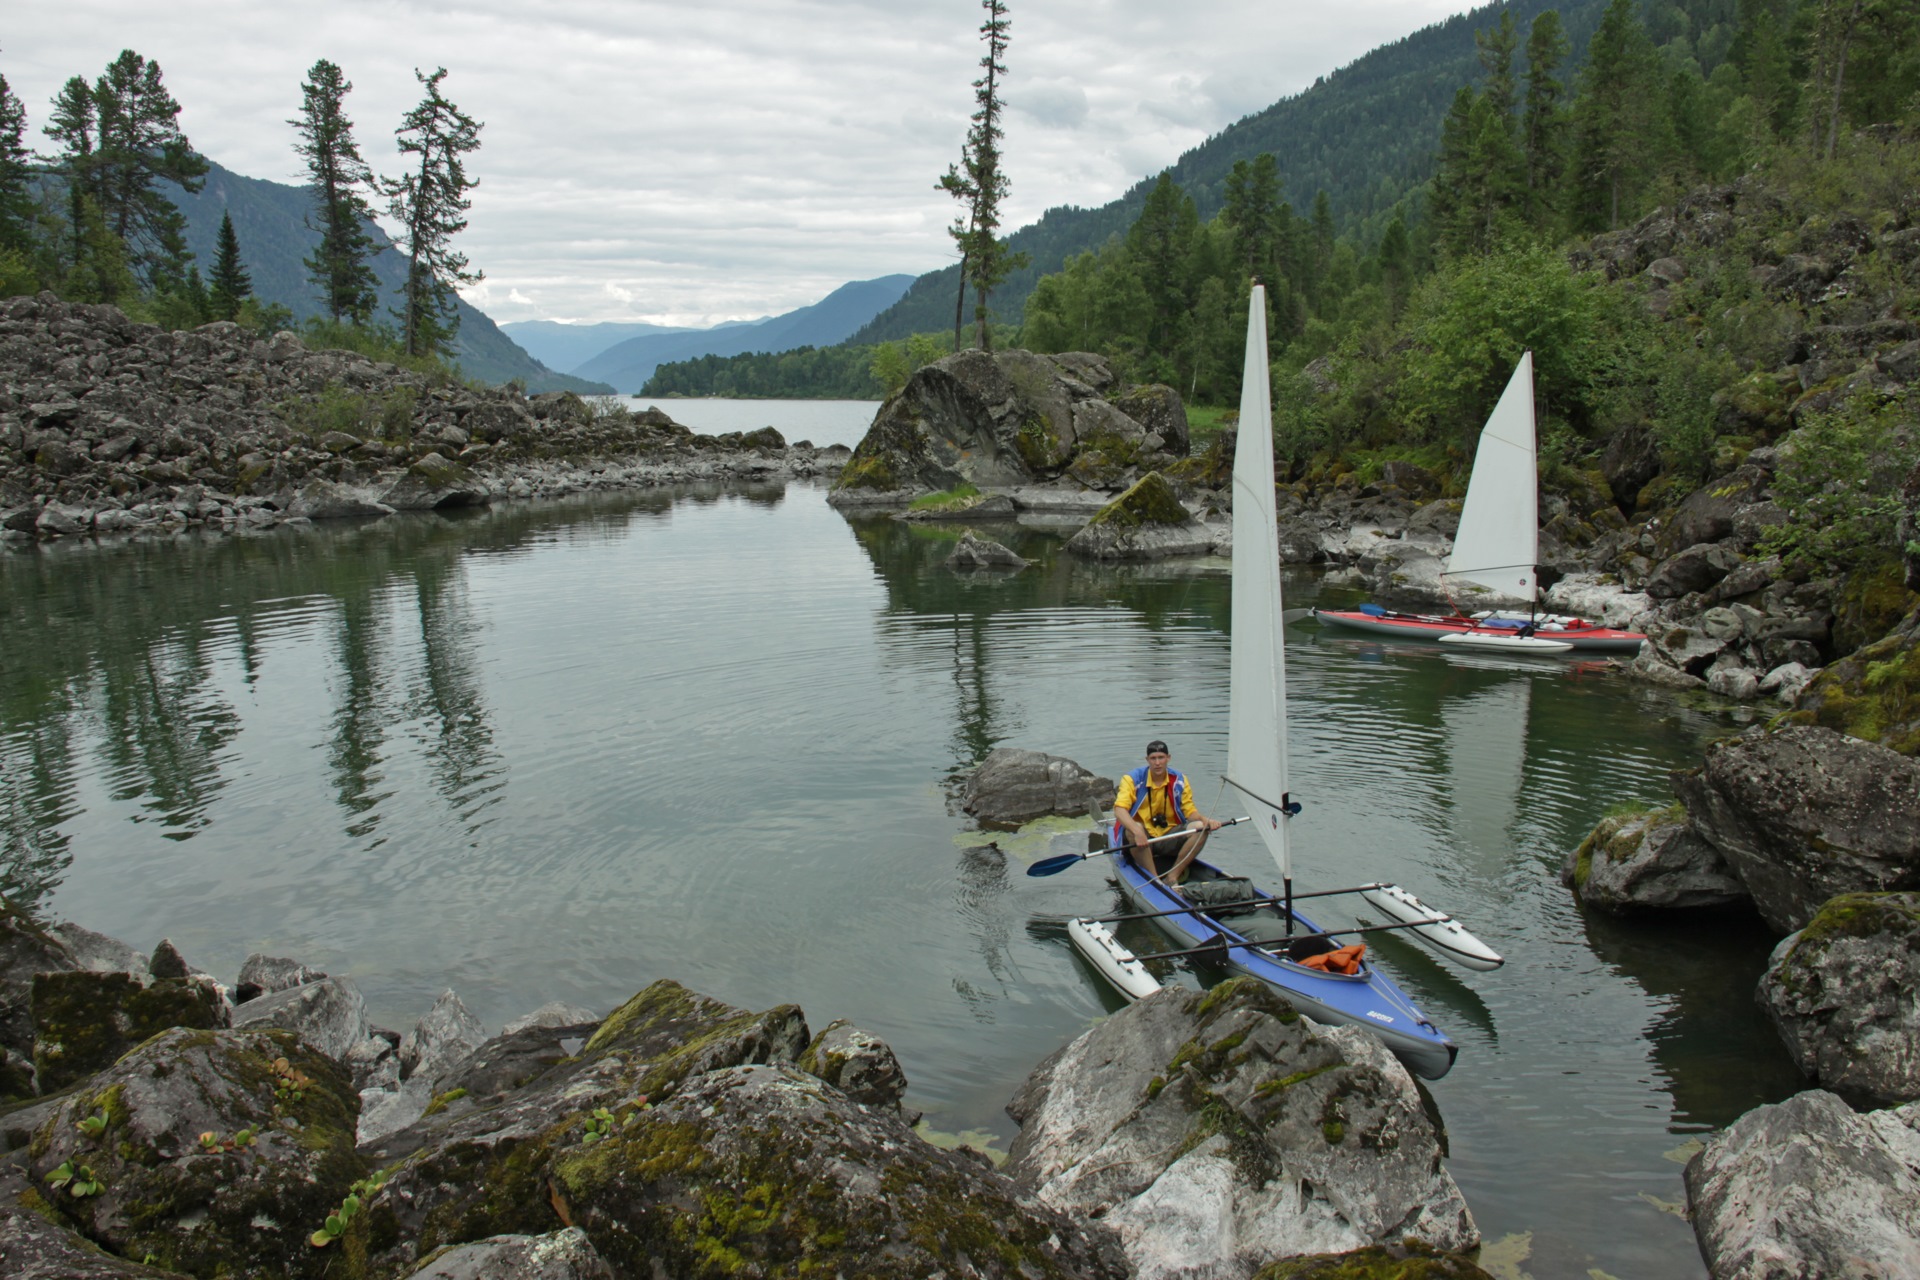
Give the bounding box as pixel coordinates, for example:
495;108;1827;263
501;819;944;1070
1521;11;1571;230
0;71;32;257
88;50;207;288
1569;0;1661;230
1222;154;1282;282
208;210;251;321
43;75;100;283
384;67;483;360
292;59;379;324
942;0;1026;350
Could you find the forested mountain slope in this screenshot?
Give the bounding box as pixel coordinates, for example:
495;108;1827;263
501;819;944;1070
851;0;1615;344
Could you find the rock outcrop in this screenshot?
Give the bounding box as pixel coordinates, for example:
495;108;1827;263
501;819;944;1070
1685;1090;1920;1279
1563;803;1750;913
1672;724;1920;932
961;747;1116;830
1064;471;1215;560
944;527;1029;570
830;348;1188;503
1757;892;1920;1105
1005;980;1476;1280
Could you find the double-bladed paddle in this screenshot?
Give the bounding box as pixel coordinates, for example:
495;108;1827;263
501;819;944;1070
1025;816;1250;877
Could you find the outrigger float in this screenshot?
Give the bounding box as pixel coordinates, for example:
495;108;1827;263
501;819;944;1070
1030;286;1503;1083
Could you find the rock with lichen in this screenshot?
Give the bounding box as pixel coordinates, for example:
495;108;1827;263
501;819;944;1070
1249;1240;1496;1279
23;1027;364;1280
1562;802;1750;913
797;1018;915;1122
1684;1090;1920;1279
403;1228;615;1279
0;1161;180;1278
1673;723;1920;932
1782;607;1920;756
1757;892;1920;1105
1064;471;1213;560
1004;979;1476;1280
961;747;1115;830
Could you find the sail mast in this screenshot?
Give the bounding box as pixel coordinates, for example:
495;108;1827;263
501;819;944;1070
1224;285;1294;902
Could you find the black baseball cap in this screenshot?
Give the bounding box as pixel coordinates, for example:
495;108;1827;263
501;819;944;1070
1145;740;1169;755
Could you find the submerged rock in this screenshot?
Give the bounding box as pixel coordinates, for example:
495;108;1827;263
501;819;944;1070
945;527;1029;570
1673;724;1920;932
961;747;1116;830
1563;803;1750;913
1758;892;1920;1105
1685;1090;1920;1279
1005;979;1476;1279
25;1027;364;1279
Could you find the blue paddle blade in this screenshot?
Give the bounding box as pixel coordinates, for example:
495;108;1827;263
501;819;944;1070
1359;603;1387;616
1026;853;1087;876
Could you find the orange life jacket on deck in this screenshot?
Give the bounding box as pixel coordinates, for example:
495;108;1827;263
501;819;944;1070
1298;943;1366;975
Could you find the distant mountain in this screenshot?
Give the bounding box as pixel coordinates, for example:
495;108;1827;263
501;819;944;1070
499;319;698;374
170;162;615;394
852;0;1609;344
571;275;916;392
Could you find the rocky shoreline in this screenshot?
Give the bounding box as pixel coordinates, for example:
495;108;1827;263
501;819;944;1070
0;293;849;549
0;893;1491;1280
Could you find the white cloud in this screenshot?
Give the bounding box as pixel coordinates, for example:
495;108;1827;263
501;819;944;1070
8;0;1477;325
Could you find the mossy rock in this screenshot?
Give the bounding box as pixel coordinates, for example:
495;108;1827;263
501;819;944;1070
1251;1240;1496;1279
1087;471;1191;529
550;1063;1123;1279
27;1028;364;1280
31;972;225;1095
1786;610;1920;755
1791;890;1920;951
1831;559;1920;656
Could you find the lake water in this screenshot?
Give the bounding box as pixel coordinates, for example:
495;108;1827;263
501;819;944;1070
0;461;1802;1278
616;396;880;449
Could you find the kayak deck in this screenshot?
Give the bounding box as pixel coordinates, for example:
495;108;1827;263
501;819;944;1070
1314;606;1644;653
1104;853;1458;1080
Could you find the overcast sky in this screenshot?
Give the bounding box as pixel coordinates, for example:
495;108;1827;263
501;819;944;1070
10;1;1475;327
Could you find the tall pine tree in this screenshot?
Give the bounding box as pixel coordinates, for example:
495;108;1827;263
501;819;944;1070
943;0;1026;350
0;70;33;261
1570;0;1662;230
89;50;207;288
293;59;379;324
208;211;251;321
1521;11;1571;231
384;67;483;360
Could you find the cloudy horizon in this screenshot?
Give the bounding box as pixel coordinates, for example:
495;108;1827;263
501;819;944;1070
11;1;1479;328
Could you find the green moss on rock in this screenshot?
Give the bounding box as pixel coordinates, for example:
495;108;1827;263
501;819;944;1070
1088;471;1190;529
1251;1240;1496;1279
1786;616;1920;755
30;972;224;1095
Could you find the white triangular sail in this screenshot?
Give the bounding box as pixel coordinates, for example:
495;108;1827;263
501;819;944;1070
1225;285;1293;884
1445;352;1539;603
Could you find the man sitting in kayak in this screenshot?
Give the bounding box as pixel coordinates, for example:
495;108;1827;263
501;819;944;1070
1112;740;1222;887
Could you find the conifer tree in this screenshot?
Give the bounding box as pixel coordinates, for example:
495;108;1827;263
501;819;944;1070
0;71;32;257
292;59;379;324
43;75;100;281
88;50;206;288
208;211;251;321
941;0;1026;351
1569;0;1661;230
1521;11;1571;229
384;67;483;360
1222;154;1283;282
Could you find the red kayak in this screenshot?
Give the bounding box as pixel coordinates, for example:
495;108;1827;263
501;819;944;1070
1312;605;1646;654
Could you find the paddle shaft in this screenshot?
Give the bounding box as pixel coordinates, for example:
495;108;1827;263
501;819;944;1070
1119;914;1454;964
1025;817;1249;876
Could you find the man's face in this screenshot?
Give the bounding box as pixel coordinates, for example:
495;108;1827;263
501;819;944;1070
1146;750;1170;776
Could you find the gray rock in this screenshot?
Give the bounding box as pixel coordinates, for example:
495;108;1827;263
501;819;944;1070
405;1228;615;1279
1700;606;1745;641
2;904;83;1068
1627;649;1706;689
30;970;228;1094
357;1077;433;1146
1065;472;1211;561
229;975;369;1062
1674;725;1920;932
234;952;328;1004
381;453;488;510
0;1161;180;1277
1565;804;1750;913
288;480;394;520
945;528;1029;570
146;937;190;980
1685;1091;1920;1279
1647;542;1744;598
799;1018;914;1119
1760;661;1819;703
1006;979;1475;1277
346;1034;401;1092
961;747;1115;831
399;989;488;1088
1648;623;1727;674
1706;665;1762;700
1758;893;1920;1105
25;1027;365;1280
35;503;91;537
501;1000;601;1036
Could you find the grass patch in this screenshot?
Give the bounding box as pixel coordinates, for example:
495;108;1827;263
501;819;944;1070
1185;405;1237;446
906;483;982;512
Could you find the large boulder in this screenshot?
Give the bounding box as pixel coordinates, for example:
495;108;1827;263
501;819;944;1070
1672;724;1920;932
1005;980;1476;1280
380;453;488;510
1757;892;1920;1106
797;1018;913;1119
404;1228;614;1279
1684;1091;1920;1278
1;900;81;1095
229;975;368;1062
831;349;1186;501
1065;471;1213;560
25;1027;365;1279
1563;803;1750;913
945;528;1029;570
961;747;1116;830
1784;608;1920;756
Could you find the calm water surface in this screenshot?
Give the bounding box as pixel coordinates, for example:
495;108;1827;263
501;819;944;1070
0;457;1800;1278
615;396;879;448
